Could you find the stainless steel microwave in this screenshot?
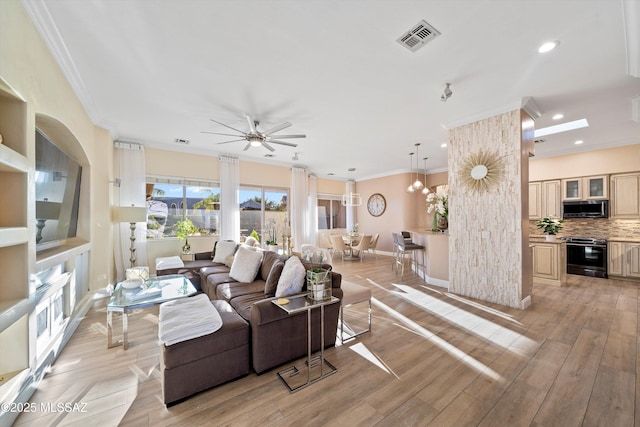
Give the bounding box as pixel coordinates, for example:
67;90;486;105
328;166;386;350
562;200;608;218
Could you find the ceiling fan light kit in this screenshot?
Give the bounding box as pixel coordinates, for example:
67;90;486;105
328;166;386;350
203;114;305;152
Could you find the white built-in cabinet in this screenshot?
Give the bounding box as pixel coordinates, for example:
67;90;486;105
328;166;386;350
609;240;640;279
531;241;566;286
610;173;640;219
561;175;608;201
0;78;32;398
529;180;561;220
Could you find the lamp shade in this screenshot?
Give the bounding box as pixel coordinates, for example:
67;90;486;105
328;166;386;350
36;200;62;220
114;205;147;223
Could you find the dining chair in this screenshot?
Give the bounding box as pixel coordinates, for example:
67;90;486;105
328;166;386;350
367;233;379;259
351;235;372;262
394;232;424;279
330;234;350;261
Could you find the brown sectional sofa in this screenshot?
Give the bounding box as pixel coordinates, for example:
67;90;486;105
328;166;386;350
157;245;342;374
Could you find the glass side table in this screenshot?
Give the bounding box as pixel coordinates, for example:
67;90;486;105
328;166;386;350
272;294;339;392
107;274;196;350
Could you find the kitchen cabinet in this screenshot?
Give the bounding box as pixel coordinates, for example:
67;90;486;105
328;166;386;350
610;173;640;218
608;241;640;279
529;180;561;220
562;175;608;201
0;77;31;393
532;241;566;286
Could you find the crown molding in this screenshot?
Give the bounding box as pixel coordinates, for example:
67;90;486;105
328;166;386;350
21;0;118;136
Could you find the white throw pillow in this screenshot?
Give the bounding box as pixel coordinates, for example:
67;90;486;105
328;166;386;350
229;245;264;283
213;240;237;263
275;256;306;297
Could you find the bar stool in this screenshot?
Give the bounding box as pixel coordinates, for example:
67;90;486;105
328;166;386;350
393;232;424;279
340;281;372;342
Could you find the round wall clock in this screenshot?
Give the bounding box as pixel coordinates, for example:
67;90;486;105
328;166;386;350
367;193;386;217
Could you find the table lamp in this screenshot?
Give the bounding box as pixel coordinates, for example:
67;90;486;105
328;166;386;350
36;199;62;243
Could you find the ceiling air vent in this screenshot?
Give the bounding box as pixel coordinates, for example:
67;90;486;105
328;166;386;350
396;20;441;52
534;139;545;144
174;138;190;144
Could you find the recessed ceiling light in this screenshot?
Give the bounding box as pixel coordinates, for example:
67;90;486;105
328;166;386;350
538;41;559;53
552;113;564;120
574;140;584;145
534;118;589;137
441;143;447;148
348;167;356;172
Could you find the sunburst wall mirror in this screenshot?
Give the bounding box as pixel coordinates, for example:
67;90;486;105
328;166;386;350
459;150;505;192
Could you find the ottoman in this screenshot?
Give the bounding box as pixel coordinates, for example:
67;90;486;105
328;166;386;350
160;300;250;406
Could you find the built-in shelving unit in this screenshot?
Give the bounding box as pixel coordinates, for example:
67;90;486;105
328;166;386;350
0;77;32;402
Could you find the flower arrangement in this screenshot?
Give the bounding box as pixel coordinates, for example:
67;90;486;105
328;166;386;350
426;186;448;218
536;216;565;235
265;219;278;246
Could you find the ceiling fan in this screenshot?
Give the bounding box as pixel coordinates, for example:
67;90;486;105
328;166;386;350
202;115;305;152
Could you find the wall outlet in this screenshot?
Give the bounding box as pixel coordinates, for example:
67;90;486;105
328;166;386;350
481;231;490;239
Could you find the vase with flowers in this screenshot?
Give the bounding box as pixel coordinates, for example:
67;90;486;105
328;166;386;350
536;216;565;241
175;218;196;253
426;185;449;232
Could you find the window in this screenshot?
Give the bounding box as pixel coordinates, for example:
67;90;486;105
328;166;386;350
146;177;220;238
240;186;288;244
317;195;346;229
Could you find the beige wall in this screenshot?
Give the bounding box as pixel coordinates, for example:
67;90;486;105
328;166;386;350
530;144;640;181
1;0;113;291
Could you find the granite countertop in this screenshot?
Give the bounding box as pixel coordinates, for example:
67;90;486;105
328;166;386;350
529;236;566;244
608;237;640;243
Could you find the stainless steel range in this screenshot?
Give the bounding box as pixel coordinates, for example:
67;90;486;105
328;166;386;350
566;237;608;278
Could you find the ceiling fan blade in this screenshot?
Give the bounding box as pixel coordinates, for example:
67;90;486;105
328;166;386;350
268;140;298;147
262;122;291;135
201;131;247;137
216;139;247;145
261;141;276;152
266;134;306;139
243;143;252;151
246;115;257;134
209;118;247;135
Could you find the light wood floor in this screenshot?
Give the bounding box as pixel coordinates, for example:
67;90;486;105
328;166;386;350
15;255;640;427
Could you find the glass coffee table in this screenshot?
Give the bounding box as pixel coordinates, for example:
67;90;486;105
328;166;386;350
273;294;339;392
107;274;196;350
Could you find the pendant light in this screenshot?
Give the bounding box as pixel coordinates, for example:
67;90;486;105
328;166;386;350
421;157;430;195
406;152;415;193
412;143;424;190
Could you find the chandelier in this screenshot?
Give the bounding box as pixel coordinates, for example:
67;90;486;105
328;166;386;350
407;144;425;193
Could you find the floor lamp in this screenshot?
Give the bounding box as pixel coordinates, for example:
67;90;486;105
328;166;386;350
115;205;147;267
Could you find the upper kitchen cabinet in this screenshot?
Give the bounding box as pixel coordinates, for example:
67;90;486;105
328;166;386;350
562;175;608;201
529;180;561;220
610;173;640;218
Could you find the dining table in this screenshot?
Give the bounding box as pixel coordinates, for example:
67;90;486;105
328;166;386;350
341;234;362;260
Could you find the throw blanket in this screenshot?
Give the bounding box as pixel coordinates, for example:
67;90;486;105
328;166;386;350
158;294;223;346
155;256;184;270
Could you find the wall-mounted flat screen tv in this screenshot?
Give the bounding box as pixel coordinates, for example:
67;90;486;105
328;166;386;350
35;129;82;248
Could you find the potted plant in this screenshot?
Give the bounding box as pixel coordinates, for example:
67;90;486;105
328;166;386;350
303;250;331;301
536;216;564;241
175;218;196;253
264;219;278;251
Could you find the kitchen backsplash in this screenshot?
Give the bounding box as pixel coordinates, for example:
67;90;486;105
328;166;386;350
529;218;640;240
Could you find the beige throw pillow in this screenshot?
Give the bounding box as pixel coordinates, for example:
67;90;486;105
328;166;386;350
275;256;306;297
229;246;264;283
213;240;237;263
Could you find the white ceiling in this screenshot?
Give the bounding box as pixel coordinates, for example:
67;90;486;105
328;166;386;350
23;0;640;181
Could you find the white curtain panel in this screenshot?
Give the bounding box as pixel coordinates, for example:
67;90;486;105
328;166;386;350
307;174;318;246
345;180;357;231
113;142;147;281
291;167;309;250
219;155;240;241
